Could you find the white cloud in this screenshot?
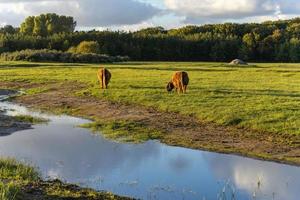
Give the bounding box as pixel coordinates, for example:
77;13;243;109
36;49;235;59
0;0;299;30
0;0;161;27
164;0;300;23
80;21;156;32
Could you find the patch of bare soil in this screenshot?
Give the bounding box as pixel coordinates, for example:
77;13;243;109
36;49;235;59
7;81;300;165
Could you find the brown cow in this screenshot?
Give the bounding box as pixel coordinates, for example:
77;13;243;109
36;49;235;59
97;68;111;89
166;71;189;94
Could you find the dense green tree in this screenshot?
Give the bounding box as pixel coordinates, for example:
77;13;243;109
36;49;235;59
33;14;47;36
1;15;300;62
0;25;18;34
289;38;300;62
20;16;34;34
20;13;76;36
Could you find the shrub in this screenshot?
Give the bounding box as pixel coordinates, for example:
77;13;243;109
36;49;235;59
0;49;130;63
71;41;100;54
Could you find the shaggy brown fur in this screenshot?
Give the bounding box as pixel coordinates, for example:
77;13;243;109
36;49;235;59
166;71;189;94
97;68;111;89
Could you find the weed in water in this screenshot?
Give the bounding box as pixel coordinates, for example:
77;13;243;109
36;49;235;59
80;120;163;143
14;115;49;124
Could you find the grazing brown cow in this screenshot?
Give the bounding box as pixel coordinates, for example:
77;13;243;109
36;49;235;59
166;71;189;94
97;68;111;89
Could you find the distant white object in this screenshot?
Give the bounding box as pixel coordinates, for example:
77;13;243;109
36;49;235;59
229;59;248;65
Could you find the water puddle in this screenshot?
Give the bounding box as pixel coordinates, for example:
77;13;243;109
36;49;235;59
0;98;300;199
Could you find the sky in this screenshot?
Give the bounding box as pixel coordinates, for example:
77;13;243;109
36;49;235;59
0;0;299;31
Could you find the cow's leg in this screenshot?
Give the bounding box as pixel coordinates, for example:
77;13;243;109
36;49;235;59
97;74;103;89
103;75;108;89
100;77;104;89
183;85;187;93
179;82;184;94
102;79;105;89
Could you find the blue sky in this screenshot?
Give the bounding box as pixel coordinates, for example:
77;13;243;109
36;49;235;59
0;0;299;30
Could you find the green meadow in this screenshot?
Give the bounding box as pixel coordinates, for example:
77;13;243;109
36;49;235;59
0;61;299;135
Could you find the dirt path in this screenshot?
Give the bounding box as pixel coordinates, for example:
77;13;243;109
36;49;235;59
2;81;300;165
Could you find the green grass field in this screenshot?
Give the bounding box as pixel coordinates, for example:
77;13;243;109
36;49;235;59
0;61;299;135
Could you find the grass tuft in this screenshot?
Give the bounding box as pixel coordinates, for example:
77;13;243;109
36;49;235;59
0;181;19;200
0;158;39;182
80;120;163;143
14;115;49;124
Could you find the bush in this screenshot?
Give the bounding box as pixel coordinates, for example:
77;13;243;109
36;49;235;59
0;49;130;63
69;41;100;54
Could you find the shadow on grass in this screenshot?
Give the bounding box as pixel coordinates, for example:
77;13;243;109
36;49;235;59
269;70;300;73
0;63;43;68
111;62;161;66
107;66;238;72
208;88;300;98
212;64;265;69
129;85;163;90
0;63;87;68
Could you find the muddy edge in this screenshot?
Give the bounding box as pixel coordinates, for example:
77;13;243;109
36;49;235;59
0;89;32;136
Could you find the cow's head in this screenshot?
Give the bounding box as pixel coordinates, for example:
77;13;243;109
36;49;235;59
166;82;174;92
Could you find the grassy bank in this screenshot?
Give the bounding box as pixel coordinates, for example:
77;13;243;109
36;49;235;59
0;61;299;135
0;158;132;200
0;61;300;165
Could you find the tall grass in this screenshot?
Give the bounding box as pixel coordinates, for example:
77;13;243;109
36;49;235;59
0;158;39;181
0;181;19;200
0;158;38;200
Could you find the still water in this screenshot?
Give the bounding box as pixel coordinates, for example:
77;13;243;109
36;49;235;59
0;100;300;200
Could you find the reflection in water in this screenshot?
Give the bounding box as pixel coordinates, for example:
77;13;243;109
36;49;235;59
204;153;300;200
0;100;300;200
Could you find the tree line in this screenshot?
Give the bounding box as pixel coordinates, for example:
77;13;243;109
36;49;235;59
0;13;300;62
